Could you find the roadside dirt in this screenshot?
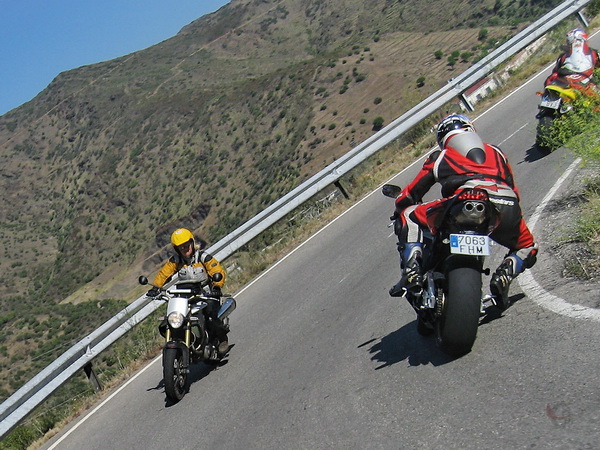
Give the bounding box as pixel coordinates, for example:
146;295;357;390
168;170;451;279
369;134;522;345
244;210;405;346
528;160;600;309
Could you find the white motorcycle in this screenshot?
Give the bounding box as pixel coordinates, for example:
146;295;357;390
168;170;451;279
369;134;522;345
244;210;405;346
139;266;235;402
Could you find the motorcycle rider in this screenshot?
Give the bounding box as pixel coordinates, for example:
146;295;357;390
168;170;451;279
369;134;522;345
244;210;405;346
148;227;230;353
389;114;538;310
545;28;600;87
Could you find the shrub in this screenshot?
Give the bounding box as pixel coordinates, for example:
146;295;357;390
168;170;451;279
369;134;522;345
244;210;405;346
372;117;384;130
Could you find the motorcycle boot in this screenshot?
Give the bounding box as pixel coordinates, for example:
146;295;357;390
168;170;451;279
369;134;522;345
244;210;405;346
490;254;525;310
389;243;423;297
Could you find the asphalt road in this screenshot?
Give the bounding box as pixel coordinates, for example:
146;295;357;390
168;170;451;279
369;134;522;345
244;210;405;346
42;52;600;449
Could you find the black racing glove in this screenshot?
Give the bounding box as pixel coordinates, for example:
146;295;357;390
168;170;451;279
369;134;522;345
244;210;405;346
211;286;222;298
146;286;160;298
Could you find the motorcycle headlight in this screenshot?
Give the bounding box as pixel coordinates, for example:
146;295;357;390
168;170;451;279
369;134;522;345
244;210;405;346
167;312;185;329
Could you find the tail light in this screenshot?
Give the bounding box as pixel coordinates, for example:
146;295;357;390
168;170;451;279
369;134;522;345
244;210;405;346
457;189;488;201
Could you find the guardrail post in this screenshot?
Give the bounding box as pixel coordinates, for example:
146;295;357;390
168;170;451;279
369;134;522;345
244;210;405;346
460;93;475;112
84;362;102;392
576;10;589;27
334;180;350;199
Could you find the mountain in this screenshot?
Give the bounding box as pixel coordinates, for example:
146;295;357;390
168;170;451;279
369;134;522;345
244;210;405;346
0;0;562;396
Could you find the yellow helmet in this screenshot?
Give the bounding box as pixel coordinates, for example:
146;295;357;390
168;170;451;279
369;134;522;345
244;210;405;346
171;228;194;247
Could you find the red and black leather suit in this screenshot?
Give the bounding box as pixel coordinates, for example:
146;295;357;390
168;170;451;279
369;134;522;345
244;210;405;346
394;131;537;265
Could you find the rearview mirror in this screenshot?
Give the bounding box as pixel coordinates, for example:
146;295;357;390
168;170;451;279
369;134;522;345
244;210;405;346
382;184;402;198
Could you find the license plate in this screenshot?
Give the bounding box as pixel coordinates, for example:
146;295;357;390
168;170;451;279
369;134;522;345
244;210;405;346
540;97;561;109
450;234;490;255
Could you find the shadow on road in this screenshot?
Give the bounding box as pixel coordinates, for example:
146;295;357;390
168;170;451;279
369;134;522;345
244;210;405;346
519;144;550;163
360;321;454;369
147;347;233;407
362;293;526;369
479;293;525;326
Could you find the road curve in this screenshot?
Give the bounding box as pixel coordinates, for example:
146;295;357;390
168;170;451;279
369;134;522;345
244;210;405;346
43;46;600;450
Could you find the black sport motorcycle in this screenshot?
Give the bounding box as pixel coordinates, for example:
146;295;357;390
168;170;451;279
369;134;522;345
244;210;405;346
139;267;236;402
383;184;501;356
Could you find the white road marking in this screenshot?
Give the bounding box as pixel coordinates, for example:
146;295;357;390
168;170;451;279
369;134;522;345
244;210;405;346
517;157;600;321
48;354;162;449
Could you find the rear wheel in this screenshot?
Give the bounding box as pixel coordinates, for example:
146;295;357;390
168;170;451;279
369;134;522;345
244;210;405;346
163;347;187;402
436;267;482;356
417;315;434;335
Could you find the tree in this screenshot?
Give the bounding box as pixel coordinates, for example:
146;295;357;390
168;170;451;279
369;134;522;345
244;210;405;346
416;76;426;87
372;116;384;130
460;52;473;62
434;50;444;60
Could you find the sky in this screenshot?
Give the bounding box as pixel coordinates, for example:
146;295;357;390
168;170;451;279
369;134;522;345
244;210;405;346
0;0;230;116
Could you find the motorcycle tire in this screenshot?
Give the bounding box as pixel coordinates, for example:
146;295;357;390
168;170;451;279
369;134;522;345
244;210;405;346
417;314;434;336
163;347;187;402
435;266;482;356
535;114;555;152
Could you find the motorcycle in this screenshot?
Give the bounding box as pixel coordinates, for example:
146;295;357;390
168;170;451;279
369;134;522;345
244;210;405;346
139;267;236;402
535;73;598;151
383;184;501;356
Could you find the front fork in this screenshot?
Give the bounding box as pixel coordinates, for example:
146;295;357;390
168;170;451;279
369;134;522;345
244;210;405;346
163;327;192;346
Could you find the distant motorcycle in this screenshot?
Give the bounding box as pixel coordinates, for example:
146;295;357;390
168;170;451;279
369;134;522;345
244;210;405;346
139;267;236;402
535;73;598;151
383;184;501;356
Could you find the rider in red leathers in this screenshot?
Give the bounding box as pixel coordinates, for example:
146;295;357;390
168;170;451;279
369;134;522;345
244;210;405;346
389;114;538;310
545;28;600;87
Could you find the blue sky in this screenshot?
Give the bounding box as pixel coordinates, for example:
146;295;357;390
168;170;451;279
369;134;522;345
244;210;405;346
0;0;230;116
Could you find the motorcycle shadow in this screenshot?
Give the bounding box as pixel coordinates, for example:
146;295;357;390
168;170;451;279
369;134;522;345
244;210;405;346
479;293;524;326
521;144;550;163
363;294;525;367
149;348;233;407
362;321;454;369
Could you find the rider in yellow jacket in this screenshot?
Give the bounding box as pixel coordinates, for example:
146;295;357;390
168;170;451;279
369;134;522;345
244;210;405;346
152;228;226;291
150;227;229;353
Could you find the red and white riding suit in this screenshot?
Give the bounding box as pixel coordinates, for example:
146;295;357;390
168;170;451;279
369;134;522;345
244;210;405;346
394;131;537;265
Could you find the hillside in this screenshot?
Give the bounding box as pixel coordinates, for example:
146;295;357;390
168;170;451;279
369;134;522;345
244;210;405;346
0;0;565;399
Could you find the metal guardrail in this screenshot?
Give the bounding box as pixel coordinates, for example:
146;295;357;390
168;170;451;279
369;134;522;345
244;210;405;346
0;0;593;438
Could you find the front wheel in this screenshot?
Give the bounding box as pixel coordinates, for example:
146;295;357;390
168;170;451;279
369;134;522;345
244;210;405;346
163;347;187;402
436;266;482;356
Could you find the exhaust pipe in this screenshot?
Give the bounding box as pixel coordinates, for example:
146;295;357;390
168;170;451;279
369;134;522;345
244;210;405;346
217;297;236;320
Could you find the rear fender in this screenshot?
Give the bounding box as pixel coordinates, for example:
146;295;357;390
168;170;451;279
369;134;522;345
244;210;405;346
545;84;577;100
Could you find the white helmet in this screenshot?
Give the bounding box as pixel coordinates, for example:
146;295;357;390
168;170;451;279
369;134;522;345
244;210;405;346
436;114;476;148
567;28;588;45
